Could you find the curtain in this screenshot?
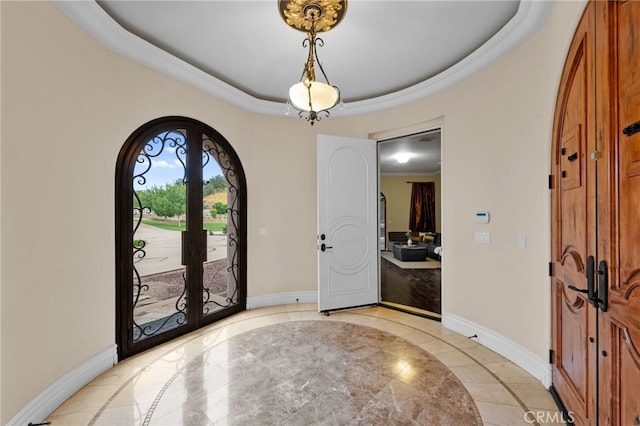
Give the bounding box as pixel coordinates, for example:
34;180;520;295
408;182;436;232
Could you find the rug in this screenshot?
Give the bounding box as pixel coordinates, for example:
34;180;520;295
380;250;441;269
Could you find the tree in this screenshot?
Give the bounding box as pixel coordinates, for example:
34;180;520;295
139;181;186;224
135;189;154;214
203;175;227;196
213;202;227;215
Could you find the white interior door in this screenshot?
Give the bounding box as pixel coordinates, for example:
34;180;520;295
317;134;378;312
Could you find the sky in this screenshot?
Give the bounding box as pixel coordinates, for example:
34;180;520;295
133;139;223;191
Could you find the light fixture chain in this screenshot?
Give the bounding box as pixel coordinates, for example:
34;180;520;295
312;36;331;85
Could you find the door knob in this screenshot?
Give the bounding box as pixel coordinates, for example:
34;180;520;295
320;243;333;252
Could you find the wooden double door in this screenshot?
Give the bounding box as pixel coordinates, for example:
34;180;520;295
551;1;640;425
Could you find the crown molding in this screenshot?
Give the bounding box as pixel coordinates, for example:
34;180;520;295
54;0;553;118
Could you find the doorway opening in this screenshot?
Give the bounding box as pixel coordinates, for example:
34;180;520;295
115;116;247;359
377;128;442;320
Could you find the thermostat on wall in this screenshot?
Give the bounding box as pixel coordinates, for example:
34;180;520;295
475;211;490;224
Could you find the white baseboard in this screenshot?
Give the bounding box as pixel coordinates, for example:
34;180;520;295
10;292;317;425
247;291;317;310
442;313;552;388
6;306;550;424
9;344;117;426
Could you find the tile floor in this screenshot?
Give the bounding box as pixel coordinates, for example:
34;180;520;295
48;304;566;425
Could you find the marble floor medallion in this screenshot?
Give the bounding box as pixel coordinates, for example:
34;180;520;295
88;320;482;425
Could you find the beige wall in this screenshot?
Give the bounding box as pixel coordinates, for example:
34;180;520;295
0;0;587;422
0;2;248;421
380;175;442;239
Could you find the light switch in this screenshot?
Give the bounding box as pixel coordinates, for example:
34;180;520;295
475;232;491;244
518;234;527;248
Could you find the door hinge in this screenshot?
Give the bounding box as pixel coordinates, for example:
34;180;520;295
548;174;553;190
549;262;554;277
549;349;554;364
591;151;599;161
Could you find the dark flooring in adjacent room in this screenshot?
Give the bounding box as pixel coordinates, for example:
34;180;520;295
380;255;441;316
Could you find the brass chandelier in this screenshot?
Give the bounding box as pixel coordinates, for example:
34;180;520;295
279;0;347;125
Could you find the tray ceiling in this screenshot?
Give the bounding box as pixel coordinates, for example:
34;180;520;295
55;1;552;117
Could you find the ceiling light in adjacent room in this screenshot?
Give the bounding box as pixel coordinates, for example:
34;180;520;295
394;153;413;164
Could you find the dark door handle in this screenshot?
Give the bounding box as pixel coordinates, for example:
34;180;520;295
597;260;608;312
568;285;589;294
623;120;640;137
587;255;596;305
568;256;608;312
568;256;598;308
320;243;333;252
567;256;595;298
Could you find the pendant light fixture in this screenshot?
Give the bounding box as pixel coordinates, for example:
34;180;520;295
279;0;347;125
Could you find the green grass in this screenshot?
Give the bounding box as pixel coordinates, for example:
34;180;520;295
142;219;226;232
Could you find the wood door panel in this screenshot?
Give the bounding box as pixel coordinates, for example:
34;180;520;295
605;283;640;425
561;125;583;190
559;38;587;137
611;320;640;425
598;1;640;425
618;0;640;179
557;36;590;265
555;1;640;424
557;283;589;404
622;86;640;178
553;245;592;418
552;278;594;425
617;0;640;287
551;4;596;425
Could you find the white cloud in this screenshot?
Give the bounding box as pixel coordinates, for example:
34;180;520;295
153;160;180;169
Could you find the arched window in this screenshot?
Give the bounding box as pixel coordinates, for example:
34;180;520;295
115;117;246;359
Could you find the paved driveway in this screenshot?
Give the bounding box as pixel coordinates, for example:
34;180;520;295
134;223;228;276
